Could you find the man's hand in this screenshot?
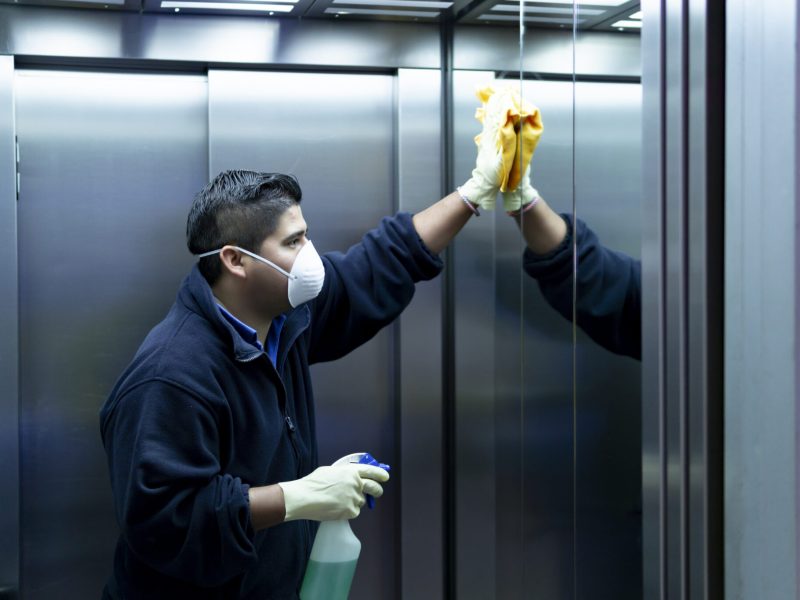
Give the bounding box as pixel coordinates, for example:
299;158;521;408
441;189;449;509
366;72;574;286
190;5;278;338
278;464;390;522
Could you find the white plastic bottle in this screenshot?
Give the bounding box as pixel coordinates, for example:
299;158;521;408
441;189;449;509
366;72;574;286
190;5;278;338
299;452;388;600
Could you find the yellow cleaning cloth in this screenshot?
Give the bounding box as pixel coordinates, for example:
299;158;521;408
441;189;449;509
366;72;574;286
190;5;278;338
474;85;544;193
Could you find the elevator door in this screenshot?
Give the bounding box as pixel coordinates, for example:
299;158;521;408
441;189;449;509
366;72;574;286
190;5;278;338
207;70;398;599
15;70;209;598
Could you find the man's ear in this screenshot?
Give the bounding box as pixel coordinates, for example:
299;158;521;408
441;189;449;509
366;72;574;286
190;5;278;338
218;246;248;280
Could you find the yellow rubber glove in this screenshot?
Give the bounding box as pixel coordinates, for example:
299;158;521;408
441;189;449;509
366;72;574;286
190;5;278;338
278;464;389;522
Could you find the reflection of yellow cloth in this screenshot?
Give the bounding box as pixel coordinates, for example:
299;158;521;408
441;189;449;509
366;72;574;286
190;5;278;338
474;85;543;193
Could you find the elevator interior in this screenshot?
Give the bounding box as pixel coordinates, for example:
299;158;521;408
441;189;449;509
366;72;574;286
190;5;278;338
0;2;645;599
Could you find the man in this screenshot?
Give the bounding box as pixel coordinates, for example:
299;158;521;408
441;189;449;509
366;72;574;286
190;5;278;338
507;170;642;360
99;99;508;596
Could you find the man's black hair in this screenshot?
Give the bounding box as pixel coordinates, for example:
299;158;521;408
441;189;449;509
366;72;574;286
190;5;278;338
186;170;302;285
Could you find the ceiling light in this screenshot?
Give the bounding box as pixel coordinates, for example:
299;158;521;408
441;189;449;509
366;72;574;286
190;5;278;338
50;0;126;4
522;0;627;5
479;14;585;24
611;19;642;28
629;10;642;19
323;6;438;16
491;4;604;15
161;1;293;10
332;0;451;7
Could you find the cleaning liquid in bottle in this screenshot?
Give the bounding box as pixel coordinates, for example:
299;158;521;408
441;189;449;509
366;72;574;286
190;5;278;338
299;452;390;600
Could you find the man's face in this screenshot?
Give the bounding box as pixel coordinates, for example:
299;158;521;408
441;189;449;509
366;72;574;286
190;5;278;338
247;203;309;315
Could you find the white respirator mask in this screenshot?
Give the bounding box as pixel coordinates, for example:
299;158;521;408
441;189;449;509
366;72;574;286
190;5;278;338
197;240;325;308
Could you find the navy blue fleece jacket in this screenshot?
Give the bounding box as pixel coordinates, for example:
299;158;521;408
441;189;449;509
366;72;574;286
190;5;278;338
523;215;642;360
99;212;443;599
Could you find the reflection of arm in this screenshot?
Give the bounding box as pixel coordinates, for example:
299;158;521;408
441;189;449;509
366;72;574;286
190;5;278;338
512;196;568;254
517;201;642;360
307;212;444;363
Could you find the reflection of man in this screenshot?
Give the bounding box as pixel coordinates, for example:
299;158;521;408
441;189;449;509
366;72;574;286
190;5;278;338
467;85;640;360
504;171;642;360
99;112;508;599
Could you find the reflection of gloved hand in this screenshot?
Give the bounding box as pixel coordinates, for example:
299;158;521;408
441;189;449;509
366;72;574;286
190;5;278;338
503;165;541;213
278;464;390;522
460;85;544;211
458;87;510;211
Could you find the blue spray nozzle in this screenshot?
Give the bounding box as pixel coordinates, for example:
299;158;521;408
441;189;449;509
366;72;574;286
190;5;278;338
356;452;391;509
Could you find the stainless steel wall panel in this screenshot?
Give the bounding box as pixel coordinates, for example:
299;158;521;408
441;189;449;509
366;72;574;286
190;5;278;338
574;82;642;258
1;6;440;69
0;55;19;600
4;10;125;59
396;68;444;600
208;69;398;599
0;7;641;78
687;1;724;598
641;2;725;598
451;69;497;600
641;2;666;597
517;78;576;600
15;69;208;599
573;80;642;599
455;27;641;77
664;4;688;597
726;1;799;598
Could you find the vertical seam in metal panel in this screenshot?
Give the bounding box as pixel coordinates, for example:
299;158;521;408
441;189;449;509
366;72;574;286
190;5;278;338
440;18;455;600
658;2;668;598
571;2;579;599
680;2;690;598
203;72;210;182
687;2;703;597
518;8;526;597
795;4;800;600
12;57;21;600
707;2;725;595
391;70;403;600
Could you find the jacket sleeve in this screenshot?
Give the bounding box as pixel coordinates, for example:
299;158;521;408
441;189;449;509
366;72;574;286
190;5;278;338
523;214;642;360
101;378;258;586
308;212;443;363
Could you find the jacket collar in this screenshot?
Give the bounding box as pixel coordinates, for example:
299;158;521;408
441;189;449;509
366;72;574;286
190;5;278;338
179;265;310;363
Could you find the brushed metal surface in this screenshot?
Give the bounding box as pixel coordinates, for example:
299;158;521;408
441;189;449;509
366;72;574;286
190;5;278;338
451;69;499;600
455;27;641;77
641;2;726;598
397;67;445;600
641;1;666;597
208;69;398;599
15;69;208;599
517;78;577;600
725;1;799;598
573;80;643;600
0;54;19;599
1;7;440;70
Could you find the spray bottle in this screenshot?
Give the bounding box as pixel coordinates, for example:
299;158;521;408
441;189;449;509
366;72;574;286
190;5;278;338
299;452;391;600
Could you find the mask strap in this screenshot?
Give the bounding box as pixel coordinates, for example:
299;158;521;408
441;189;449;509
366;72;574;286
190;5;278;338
196;246;296;279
